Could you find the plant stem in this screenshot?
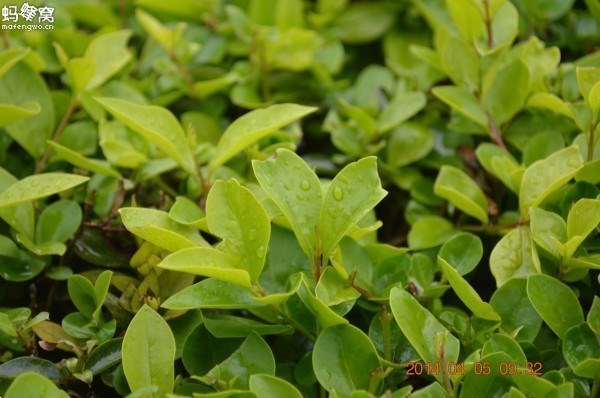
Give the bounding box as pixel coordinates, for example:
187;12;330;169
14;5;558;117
488;118;508;151
587;121;596;162
591;378;599;398
35;99;79;174
380;305;392;362
483;0;495;48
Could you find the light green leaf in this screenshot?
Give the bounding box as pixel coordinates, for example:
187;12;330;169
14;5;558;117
162;279;263;310
319;156;387;260
95;97;196;174
312;324;381;396
576;66;600;102
68;275;96;318
526;92;572;118
206;180;270;282
0;173;88;210
158;247;250;289
297;275;348;329
5;372;68;398
447;0;485;41
210;104;316;170
519;146;584;218
589;296;600;335
0;62;55;158
93;270;113;319
482;334;527;364
84;30;132;91
438;232;483;275
0;168;34;238
168;196;205;227
315;267;360;306
407;216;455;250
0;47;30;77
386;123;434;167
490;227;540;286
566;198;600;241
527;274;584;339
136;9;175;52
35;200;82;244
47;141;120;177
484;60;530;126
439;257;500;321
119;208;207;252
439;35;479;92
0;101;40;127
253;148;322;262
203;313;292;338
122;305;175;397
249;374;302;398
434;165;489;223
390;288;460;383
377;91;427;134
530;207;566;258
432;85;487;128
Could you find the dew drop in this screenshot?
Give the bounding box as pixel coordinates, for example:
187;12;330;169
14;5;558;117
248;229;257;242
256;245;265;258
333;186;344;201
300;180;310;191
328;206;337;218
31;180;39;187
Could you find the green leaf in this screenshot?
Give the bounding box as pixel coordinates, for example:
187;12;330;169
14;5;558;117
377;91;427;134
484;60;530;126
527;274;584;339
490;278;542;341
47;141;120;177
168;196;205;227
162;279;263;310
319;156;387;260
312;324;381;396
0;47;30;77
199;332;275;389
434;165;489;224
182;325;242;377
249;374;302;398
576;66;600;102
119;208;207;252
93;270;113;319
0;173;88;210
407;216;455;250
520;146;584;218
95;97;196;174
35;200;82;245
389;287;460;382
438;232;483;275
432;85;487;128
439;35;479;92
297;274;348;329
482;334;527;364
460;352;513;398
530;207;567;258
68;275;97;318
490;227;540;286
386;123;435;167
589;296;600;335
0;357;61;382
562;323;600;378
253;148;322;262
0;101;40;128
122;305;175;397
5;372;67;398
315;267;360;306
523;0;574;20
566;198;600;241
447;0;485;40
210;104;316;170
158;247;251;289
0;62;55;158
206;180;270;282
83;30;132;91
0;168;34;238
439;257;500;321
203;313;292;338
85;338;123;375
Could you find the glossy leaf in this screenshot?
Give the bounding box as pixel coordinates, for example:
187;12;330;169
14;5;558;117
527;274;584;339
5;372;67;398
434;165;489;223
312;324;381;396
95;97;196;174
0;173;88;210
490;227;540;286
206;180;270;282
122;305;175;397
438;232;483;275
319;156;387;260
210;104;316;170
